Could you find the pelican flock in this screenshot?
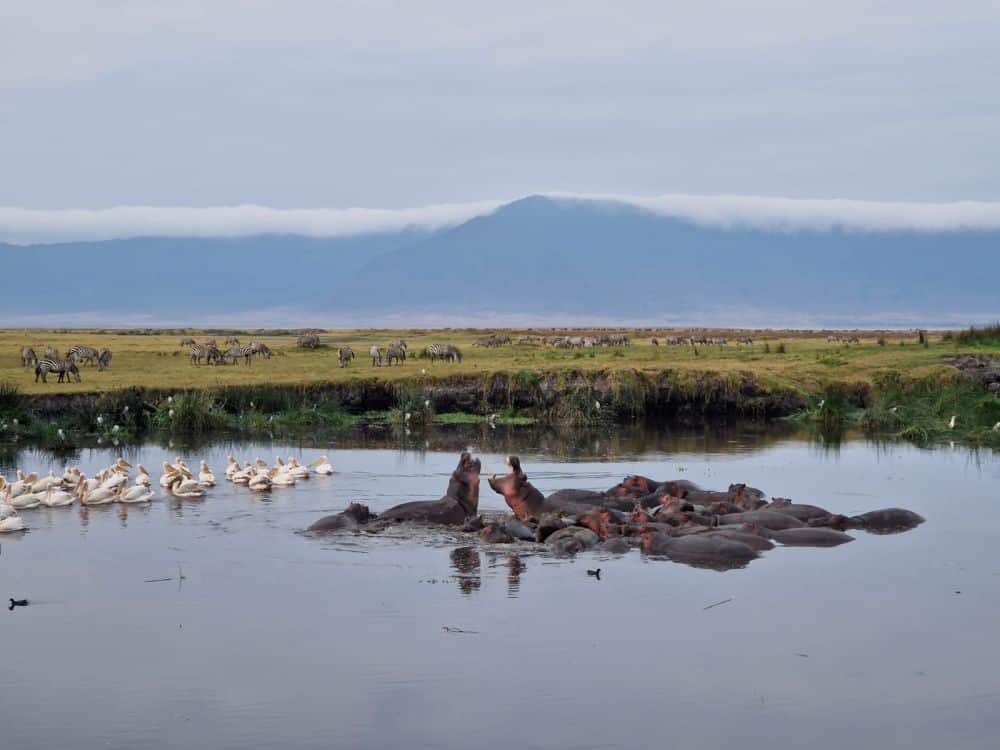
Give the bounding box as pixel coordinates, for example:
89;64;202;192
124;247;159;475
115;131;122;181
0;453;334;533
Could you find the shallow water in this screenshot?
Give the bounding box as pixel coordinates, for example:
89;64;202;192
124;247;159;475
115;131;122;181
1;427;999;749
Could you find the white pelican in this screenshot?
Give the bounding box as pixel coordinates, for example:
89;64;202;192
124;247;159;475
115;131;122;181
101;469;128;491
198;461;216;487
39;487;75;507
135;465;152;487
9;471;36;498
248;472;272;492
286;458;310;479
268;467;296;487
80;486;116;506
159;462;180;487
309;456;334;475
168;474;206;498
119;485;154;504
224;456;240;480
11;492;42;510
0;513;25;533
31;471;61;494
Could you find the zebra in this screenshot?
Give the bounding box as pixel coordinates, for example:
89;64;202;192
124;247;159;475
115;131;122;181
338;346;356;367
179;338;196;347
224;336;241;345
34;358;81;384
97;348;113;371
385;343;407;366
44;346;61;359
297;334;321;349
248;342;272;359
370;345;383;367
423;344;461;363
20;346;37;367
388;339;407;359
223;345;253;365
67;345;100;366
189;344;222;365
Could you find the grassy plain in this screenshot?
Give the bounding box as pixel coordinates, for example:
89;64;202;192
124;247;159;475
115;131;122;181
0;328;976;397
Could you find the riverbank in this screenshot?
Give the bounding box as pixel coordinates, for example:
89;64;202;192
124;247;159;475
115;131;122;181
2;327;999;449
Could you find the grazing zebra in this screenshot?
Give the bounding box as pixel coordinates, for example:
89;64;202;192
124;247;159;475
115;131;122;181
370;345;383;367
179;338;196;347
297;334;321;349
224;336;241;345
97;348;113;371
44;346;61;359
34;358;81;384
650;337;659;346
20;346;37;367
249;342;273;359
204;338;217;348
67;345;100;366
423;344;462;363
338;346;355;367
189;344;222;365
385;343;406;366
223;345;253;365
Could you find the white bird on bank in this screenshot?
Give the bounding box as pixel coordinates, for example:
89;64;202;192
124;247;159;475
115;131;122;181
309;456;334;475
994;422;1000;431
948;415;957;429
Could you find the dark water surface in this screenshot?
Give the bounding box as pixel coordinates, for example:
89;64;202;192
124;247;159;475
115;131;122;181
2;426;998;749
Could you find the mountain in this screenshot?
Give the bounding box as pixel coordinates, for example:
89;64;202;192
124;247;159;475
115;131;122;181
325;195;1000;326
2;195;998;326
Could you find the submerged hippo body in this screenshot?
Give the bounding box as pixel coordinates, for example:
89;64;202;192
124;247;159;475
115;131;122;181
706;528;776;551
307;503;373;532
546;526;600;555
764;498;834;522
641;532;758;571
378;453;481;526
716;510;805;530
744;523;853;547
809;507;926;534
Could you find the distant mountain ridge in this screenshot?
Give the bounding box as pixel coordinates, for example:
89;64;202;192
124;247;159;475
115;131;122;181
2;195;998;327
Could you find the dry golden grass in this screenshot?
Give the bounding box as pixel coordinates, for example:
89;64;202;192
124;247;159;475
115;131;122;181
0;328;976;396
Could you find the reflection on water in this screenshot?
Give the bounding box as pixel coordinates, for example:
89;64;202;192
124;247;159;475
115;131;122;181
1;422;999;750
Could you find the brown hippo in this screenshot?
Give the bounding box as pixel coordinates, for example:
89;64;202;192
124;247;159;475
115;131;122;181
716;510;806;530
741;522;853;547
809;507;925;534
606;476;700;499
377;452;481;525
764;498;835;522
480;523;515;544
641;531;758;571
546;526;600;555
306;502;373;532
488;457;615;520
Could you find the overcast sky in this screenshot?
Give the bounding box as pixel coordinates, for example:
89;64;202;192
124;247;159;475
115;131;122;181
3;1;1000;213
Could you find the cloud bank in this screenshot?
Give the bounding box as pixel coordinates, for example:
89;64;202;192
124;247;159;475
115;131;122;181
4;194;1000;244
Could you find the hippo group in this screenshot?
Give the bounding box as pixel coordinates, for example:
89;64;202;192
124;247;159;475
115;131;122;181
306;453;925;572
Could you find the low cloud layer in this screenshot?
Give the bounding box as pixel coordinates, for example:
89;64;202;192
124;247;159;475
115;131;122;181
4;194;1000;244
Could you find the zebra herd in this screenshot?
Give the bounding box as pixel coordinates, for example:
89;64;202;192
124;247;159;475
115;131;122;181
652;336;750;346
365;340;463;366
827;335;861;344
20;345;113;384
182;339;273;365
543;334;631;348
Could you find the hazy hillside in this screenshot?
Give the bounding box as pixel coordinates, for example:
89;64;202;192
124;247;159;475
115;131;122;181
328;196;1000;325
2;196;998;326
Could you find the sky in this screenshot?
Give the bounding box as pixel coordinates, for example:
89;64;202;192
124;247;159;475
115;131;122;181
2;1;1000;220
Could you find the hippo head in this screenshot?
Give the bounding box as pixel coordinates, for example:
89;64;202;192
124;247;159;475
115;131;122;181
344;503;373;524
488;455;545;521
608;474;658;498
577;509;616;539
448;452;481;516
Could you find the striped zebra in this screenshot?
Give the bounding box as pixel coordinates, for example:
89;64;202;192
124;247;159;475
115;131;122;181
423;344;462;363
370;345;383;367
189;344;222;365
338;346;355;367
385;343;406;366
249;342;272;359
67;345;100;366
223;345;254;365
97;348;113;371
20;346;37;367
34;358;81;383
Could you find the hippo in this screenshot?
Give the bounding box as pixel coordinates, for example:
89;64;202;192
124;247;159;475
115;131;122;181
683;483;767;511
480;523;515;544
606;476;701;499
377;452;481;525
641;531;758;571
535;513;566;542
503;518;537;542
488;457;614;520
306;502;373;533
546;526;600;555
716;510;806;530
764;498;835;522
809;507;925;534
706;528;776;551
742;523;853;547
598;537;637;554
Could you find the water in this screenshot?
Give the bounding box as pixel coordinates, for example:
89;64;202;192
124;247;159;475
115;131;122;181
2;426;998;749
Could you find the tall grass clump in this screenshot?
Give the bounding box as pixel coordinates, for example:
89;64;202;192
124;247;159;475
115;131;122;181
0;381;22;415
955;322;1000;346
153;391;227;434
389;386;435;426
